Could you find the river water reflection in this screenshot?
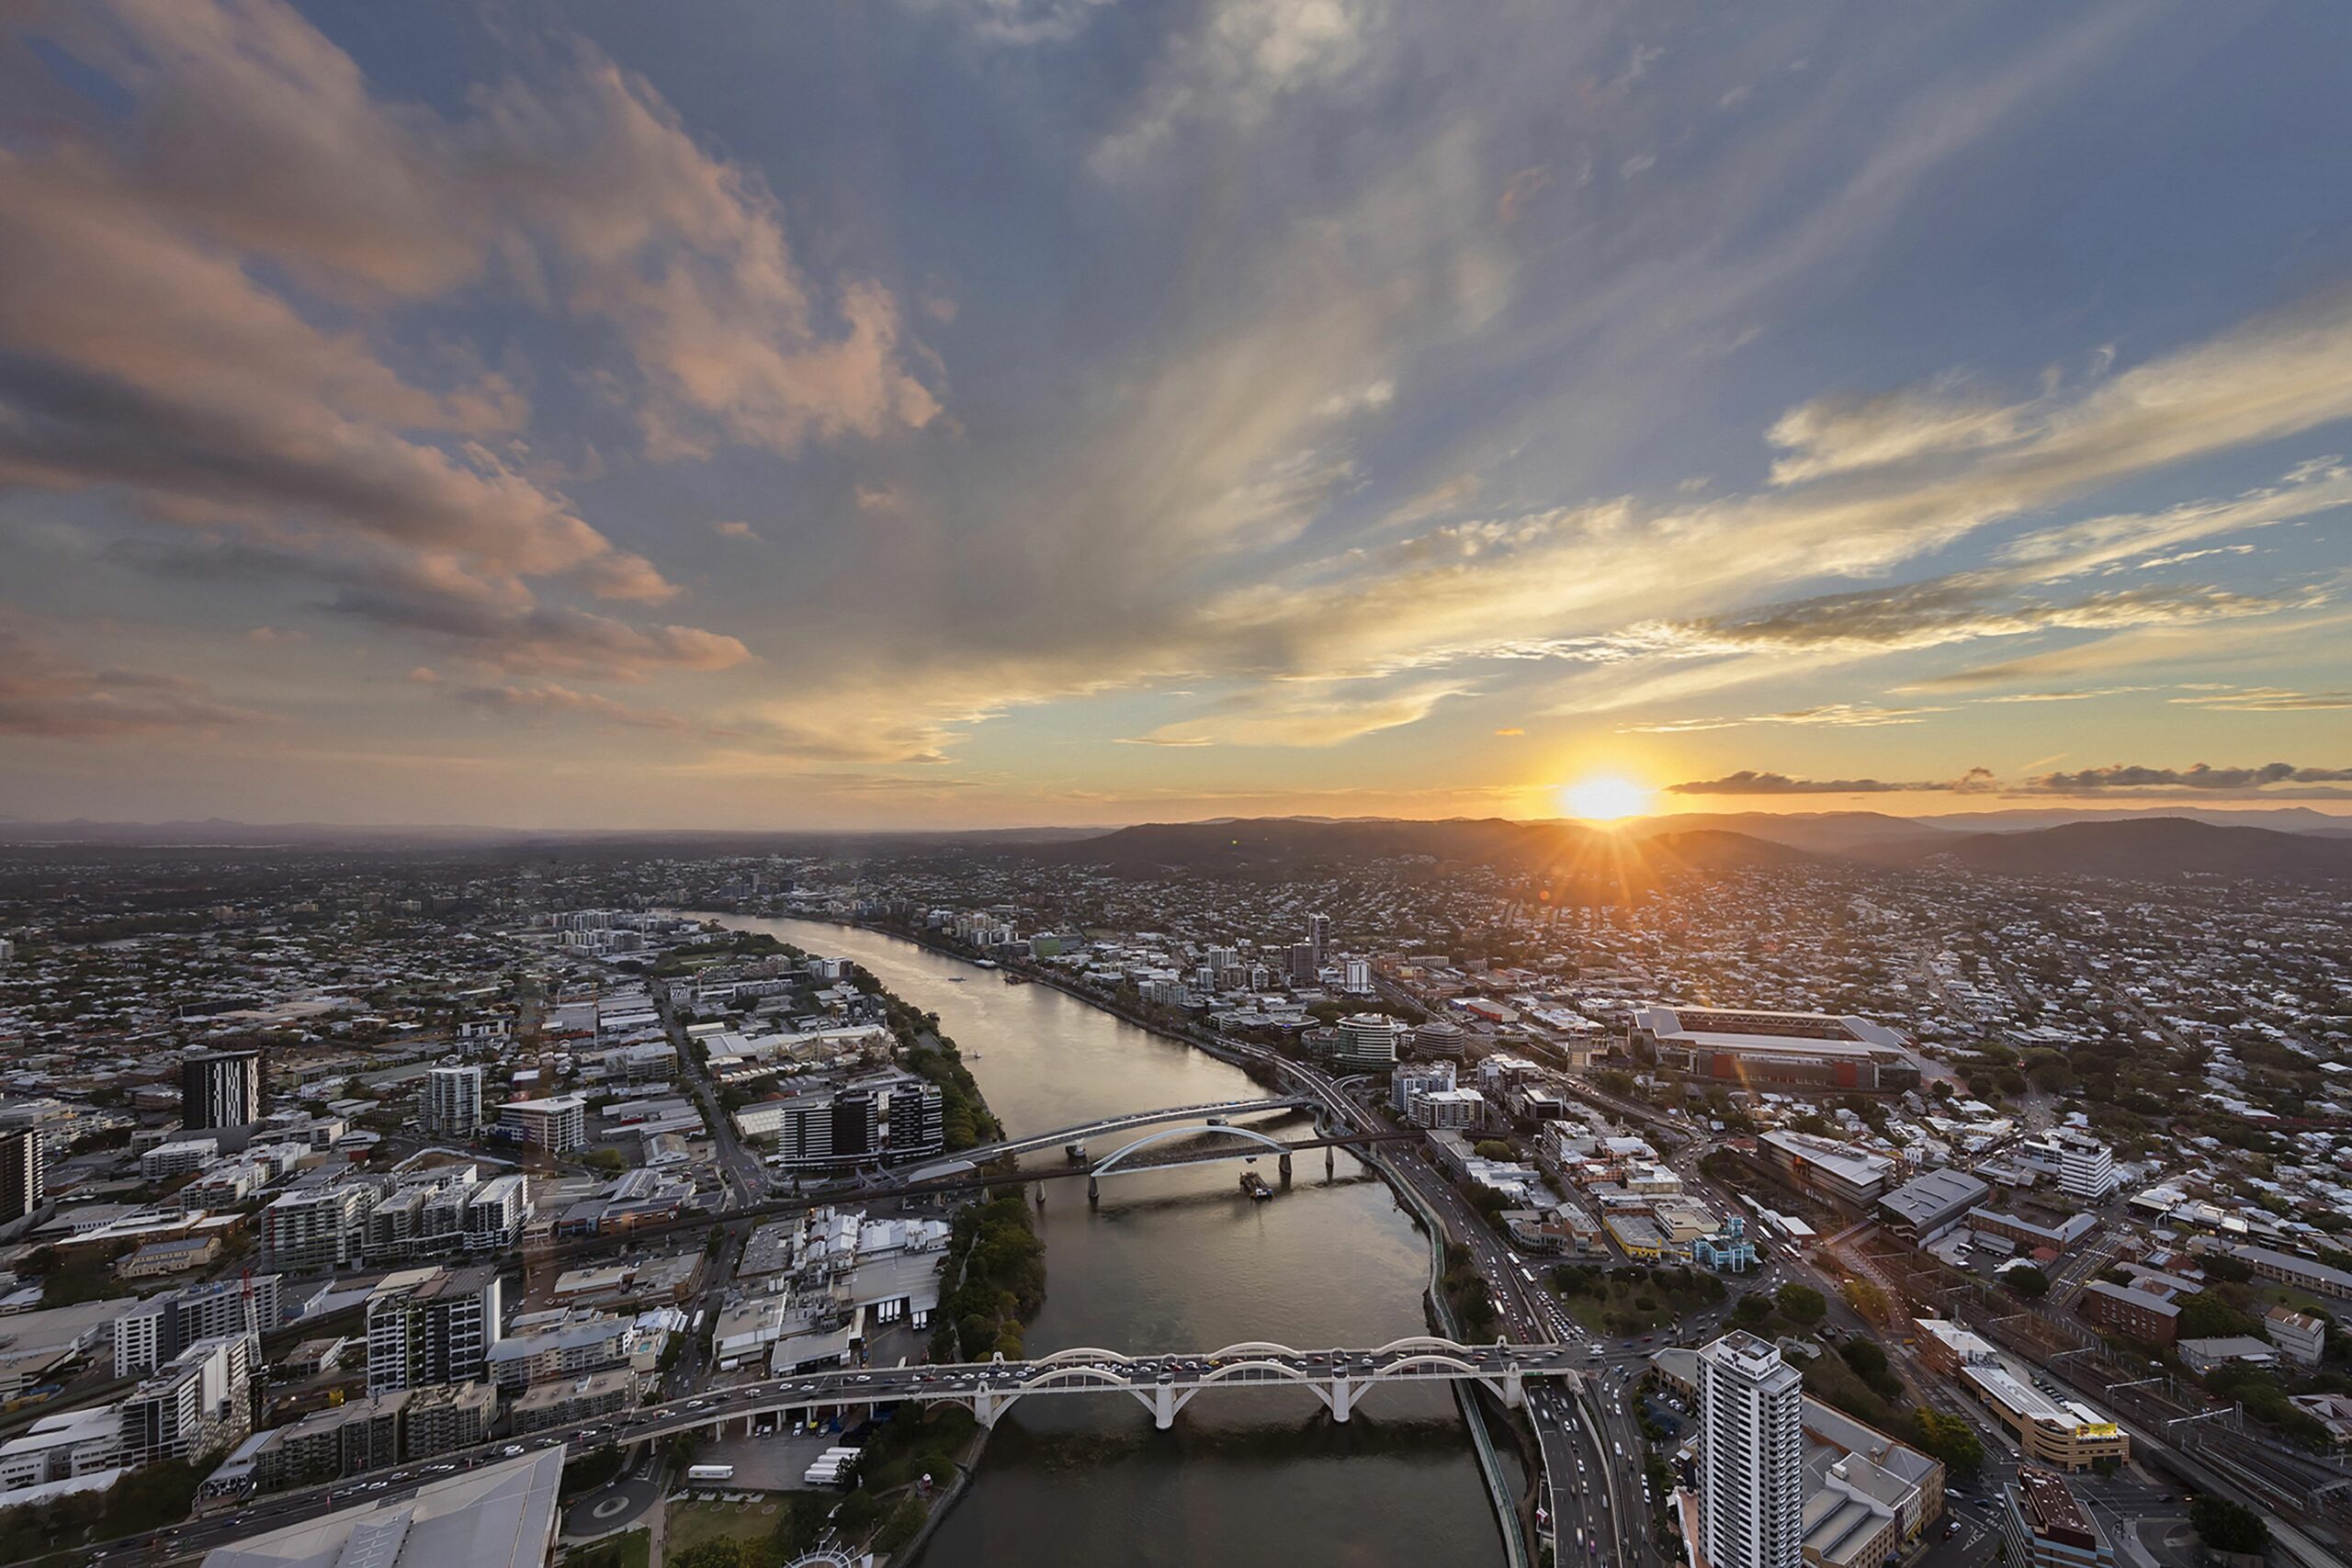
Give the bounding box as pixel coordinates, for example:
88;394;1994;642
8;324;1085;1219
692;914;1508;1568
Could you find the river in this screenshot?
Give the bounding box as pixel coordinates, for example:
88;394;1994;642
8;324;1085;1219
691;913;1510;1568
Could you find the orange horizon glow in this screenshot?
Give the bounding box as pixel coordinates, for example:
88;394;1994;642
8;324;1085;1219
1558;774;1655;822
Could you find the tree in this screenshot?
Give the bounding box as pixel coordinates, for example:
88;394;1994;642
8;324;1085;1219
2177;1293;2265;1342
1839;1338;1902;1401
876;1495;929;1553
832;1488;883;1538
1775;1282;1826;1326
2188;1495;2270;1555
1911;1407;1984;1478
1840;1277;1892;1323
2004;1264;2050;1300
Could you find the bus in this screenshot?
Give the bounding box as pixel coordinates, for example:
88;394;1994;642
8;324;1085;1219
685;1464;735;1483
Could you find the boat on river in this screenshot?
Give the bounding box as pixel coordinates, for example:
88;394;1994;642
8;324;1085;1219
1239;1170;1273;1201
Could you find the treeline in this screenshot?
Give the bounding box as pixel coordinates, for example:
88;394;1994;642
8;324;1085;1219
933;1193;1045;1361
1442;1242;1499;1340
0;1459;205;1562
880;997;1001;1152
51;911;211;943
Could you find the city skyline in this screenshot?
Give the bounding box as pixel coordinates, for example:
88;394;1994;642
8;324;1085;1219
4;2;2350;829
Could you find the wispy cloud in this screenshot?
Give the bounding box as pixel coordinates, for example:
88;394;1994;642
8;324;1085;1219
1624;702;1948;734
2169;688;2352;712
1666;767;1996;796
0;620;259;739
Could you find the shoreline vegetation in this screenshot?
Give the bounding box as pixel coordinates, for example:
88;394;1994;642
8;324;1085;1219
670;918;1039;1565
701;908;1532;1568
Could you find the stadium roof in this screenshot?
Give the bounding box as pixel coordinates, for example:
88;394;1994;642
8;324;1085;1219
200;1449;563;1568
1634;1005;1905;1057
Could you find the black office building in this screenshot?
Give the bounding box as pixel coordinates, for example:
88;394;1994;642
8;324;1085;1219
181;1048;264;1131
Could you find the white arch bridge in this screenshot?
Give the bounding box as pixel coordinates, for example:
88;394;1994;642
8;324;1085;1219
901;1096;1317;1179
621;1338;1585;1442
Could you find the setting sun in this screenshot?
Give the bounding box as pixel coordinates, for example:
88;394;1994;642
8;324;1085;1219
1559;774;1654;822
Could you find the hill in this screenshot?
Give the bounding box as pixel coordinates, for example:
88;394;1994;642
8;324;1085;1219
1908;818;2352;883
1037;816;1805;878
1630;810;1953;855
1915;805;2352;835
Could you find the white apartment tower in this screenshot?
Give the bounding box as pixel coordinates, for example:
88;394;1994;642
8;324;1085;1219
2056;1134;2116;1201
1699;1331;1804;1568
424;1065;487;1136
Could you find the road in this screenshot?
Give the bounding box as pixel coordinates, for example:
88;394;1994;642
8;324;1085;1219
1282;1056;1657;1568
73;1340;1585;1565
661;987;767;1208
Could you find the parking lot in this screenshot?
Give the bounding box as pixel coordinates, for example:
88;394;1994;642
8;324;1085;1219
692;1423;859;1492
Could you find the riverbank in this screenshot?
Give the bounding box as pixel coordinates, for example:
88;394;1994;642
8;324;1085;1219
748;908;1297;1091
685;908;1519;1568
668;914;1038;1563
702;906;1533;1568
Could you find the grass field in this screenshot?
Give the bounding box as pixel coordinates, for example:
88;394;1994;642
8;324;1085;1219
562;1529;650;1568
664;1498;790;1557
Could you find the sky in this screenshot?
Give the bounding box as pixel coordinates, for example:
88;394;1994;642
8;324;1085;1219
1;0;2348;829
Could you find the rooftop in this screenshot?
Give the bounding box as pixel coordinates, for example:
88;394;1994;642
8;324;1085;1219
198;1448;564;1568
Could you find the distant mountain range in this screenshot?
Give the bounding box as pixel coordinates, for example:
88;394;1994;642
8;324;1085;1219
1036;813;2352;884
0;818;1102;851
0;809;2346;882
1881;818;2352;882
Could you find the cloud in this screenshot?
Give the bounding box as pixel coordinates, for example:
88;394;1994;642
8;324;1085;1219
1624;702;1948;734
106;499;752;685
2171;688;2352;711
1901;608;2352;693
0;620;259;739
1666;767;1996;796
901;0;1118;47
0;0;933;682
1497;166;1551;226
451;682;688;731
711;521;760;540
1767;381;2028;485
1125;676;1473;749
1609;580;2296;660
2021;761;2352;794
1493;727;1524;737
1972;687;2147;703
1092;0;1385;175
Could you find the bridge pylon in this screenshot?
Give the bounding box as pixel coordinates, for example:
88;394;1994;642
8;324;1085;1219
1278;1152;1292;1184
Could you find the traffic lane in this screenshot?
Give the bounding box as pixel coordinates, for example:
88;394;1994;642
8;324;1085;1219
1382;1145;1646;1554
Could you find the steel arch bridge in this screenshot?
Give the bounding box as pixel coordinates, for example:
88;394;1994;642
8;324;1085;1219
1091;1121;1298;1175
616;1337;1581;1439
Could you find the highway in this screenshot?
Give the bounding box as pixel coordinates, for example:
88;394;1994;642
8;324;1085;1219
68;1340;1583;1566
1204;1032;1660;1568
